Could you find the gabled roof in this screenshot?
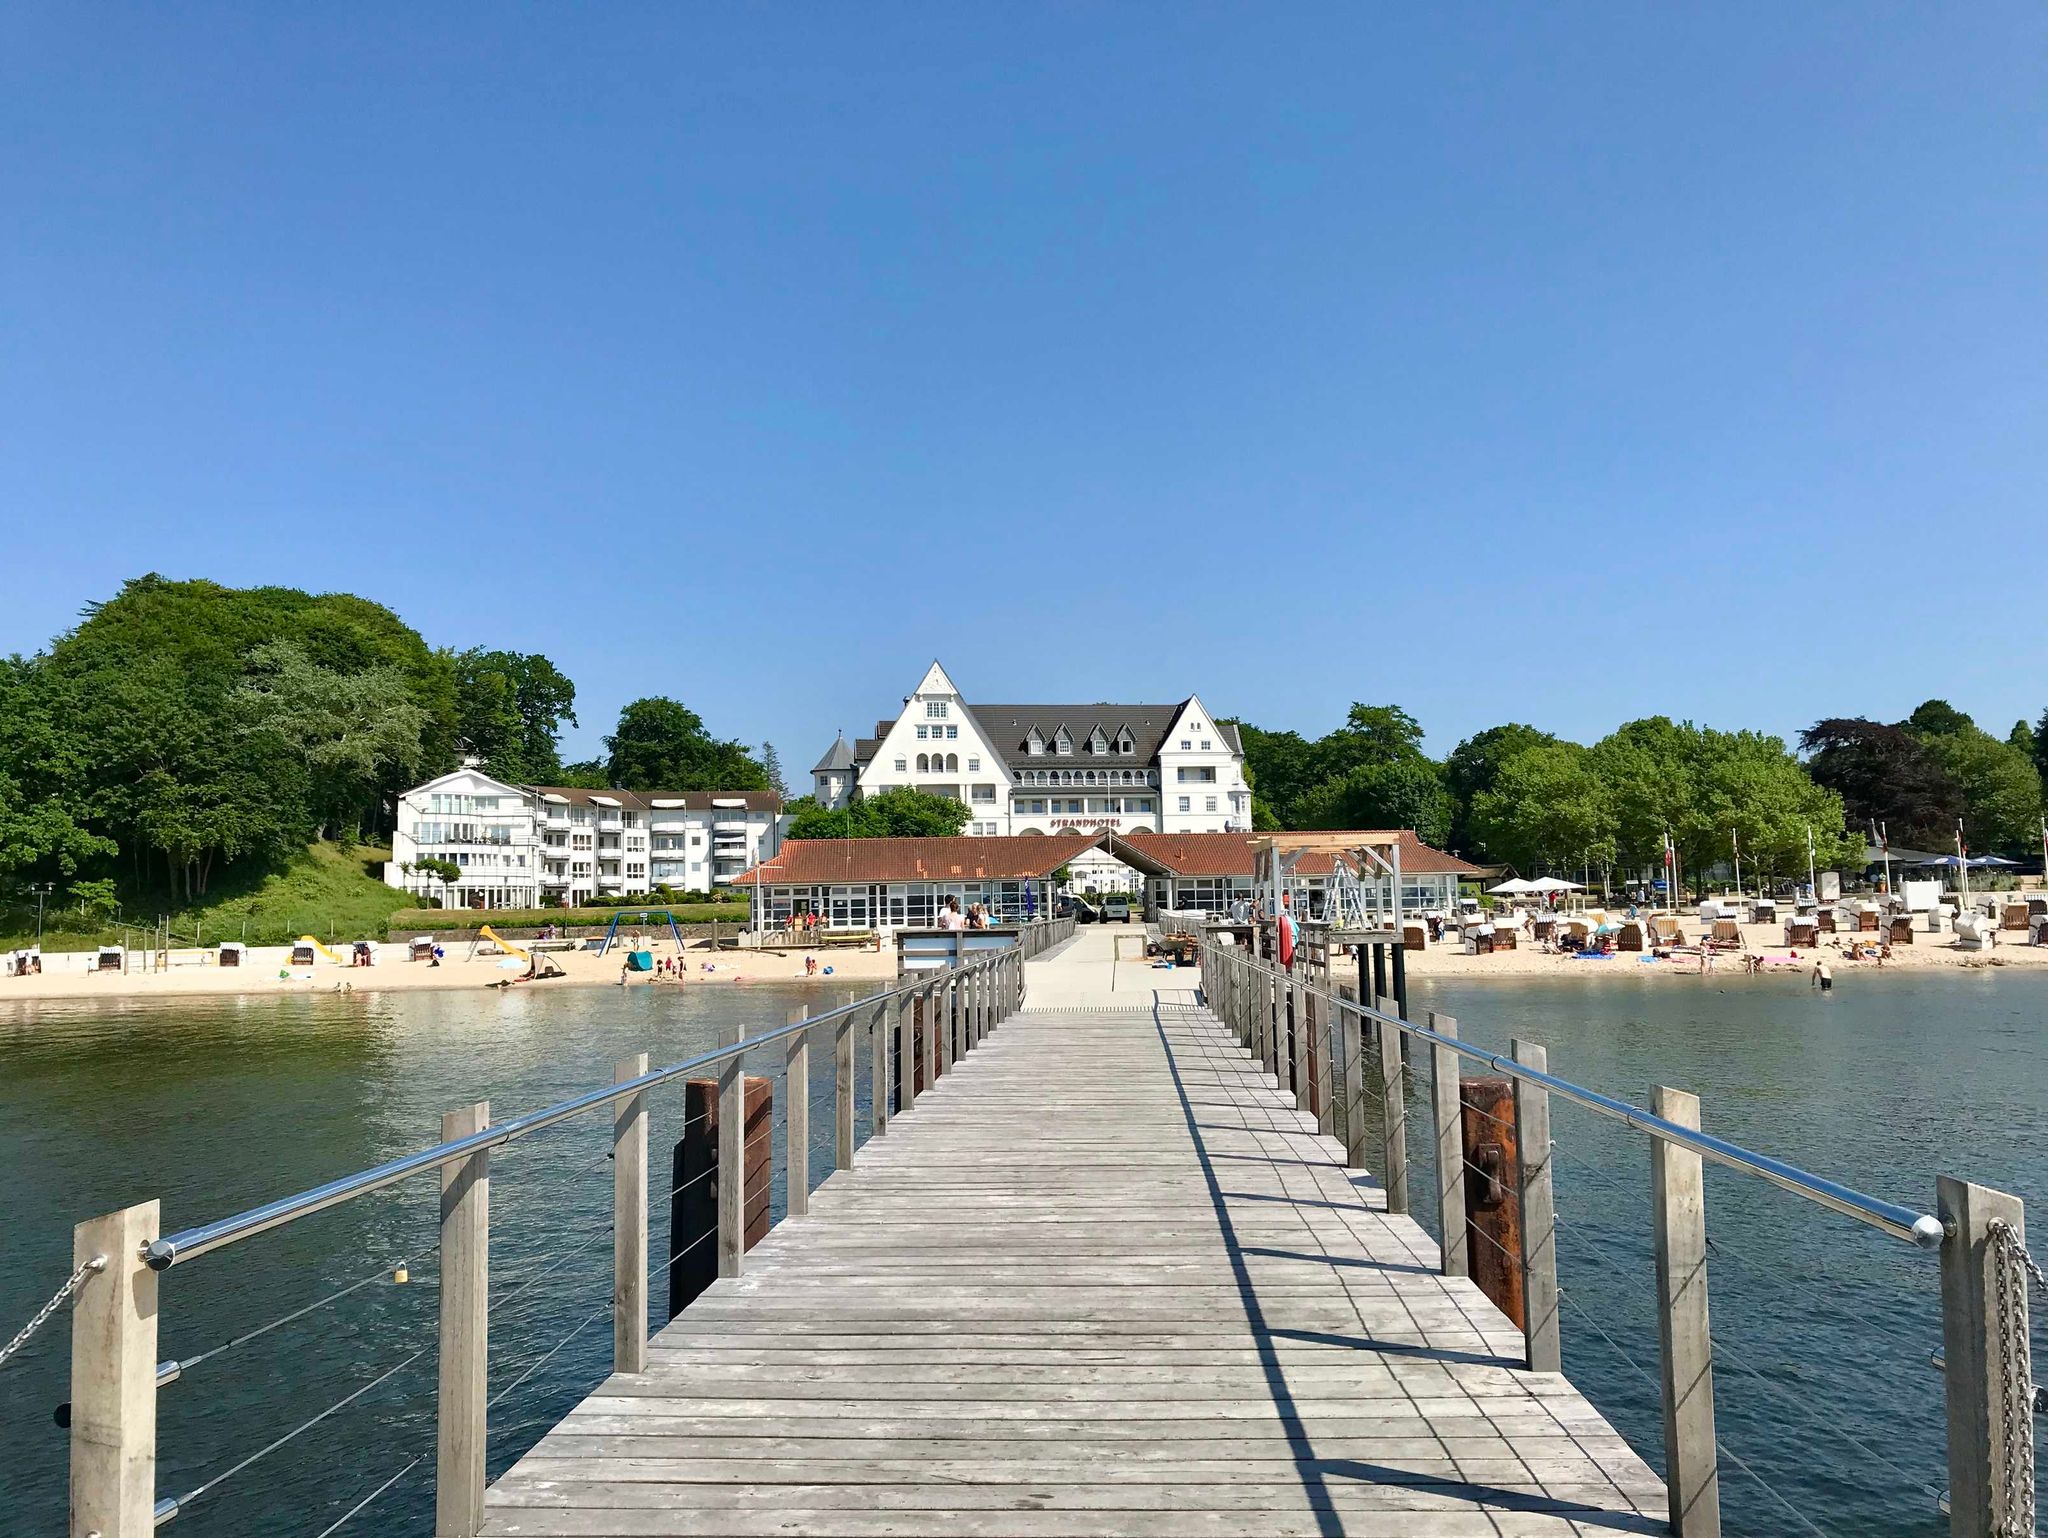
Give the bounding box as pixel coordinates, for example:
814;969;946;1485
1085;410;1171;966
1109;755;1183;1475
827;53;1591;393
812;736;856;774
1126;830;1482;879
525;786;782;813
975;703;1191;769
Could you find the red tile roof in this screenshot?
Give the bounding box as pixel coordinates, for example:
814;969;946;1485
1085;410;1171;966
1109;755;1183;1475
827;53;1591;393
1122;829;1483;879
739;834;1101;886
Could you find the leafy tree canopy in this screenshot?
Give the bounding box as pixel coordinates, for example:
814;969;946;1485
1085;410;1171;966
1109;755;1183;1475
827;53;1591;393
784;787;971;840
453;649;577;783
1800;717;1964;849
602;697;768;791
1903;699;1973;737
1444;723;1557;856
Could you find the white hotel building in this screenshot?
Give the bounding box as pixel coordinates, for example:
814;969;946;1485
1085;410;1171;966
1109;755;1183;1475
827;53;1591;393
385;765;783;909
809;662;1253;843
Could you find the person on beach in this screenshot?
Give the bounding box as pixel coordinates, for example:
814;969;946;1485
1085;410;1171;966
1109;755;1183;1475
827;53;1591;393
1812;957;1833;992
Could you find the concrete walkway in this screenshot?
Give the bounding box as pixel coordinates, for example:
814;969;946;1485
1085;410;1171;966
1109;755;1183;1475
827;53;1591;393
481;932;1665;1537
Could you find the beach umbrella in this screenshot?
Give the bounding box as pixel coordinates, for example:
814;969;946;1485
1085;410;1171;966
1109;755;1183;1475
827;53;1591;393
1486;878;1534;895
1526;877;1583;893
1968;854;2019;868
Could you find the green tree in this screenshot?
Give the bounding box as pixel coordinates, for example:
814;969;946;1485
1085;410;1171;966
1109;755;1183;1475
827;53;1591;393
1444;723;1557;857
759;742;789;800
236;640;431;840
1800;718;1964;848
1225;722;1324;828
1470;740;1614;874
602;698;768;790
1590;717;1705;881
2033;707;2048;791
0;656;110;877
1294;759;1454;846
453;649;577;782
784;786;971;839
1696;729;1859;883
1920;726;2043;854
1903;699;1973;737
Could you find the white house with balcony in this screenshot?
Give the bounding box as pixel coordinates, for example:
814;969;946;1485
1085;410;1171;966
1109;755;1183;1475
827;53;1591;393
387;768;784;908
809;662;1252;836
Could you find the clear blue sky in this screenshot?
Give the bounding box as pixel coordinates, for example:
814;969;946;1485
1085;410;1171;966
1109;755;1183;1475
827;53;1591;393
4;5;2043;772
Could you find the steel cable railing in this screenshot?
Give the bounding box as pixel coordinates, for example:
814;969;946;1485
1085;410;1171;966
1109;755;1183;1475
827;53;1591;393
49;942;1024;1538
1196;932;2038;1537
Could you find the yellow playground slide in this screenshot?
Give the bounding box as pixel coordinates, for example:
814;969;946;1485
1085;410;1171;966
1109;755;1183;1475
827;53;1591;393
295;934;347;965
478;925;532;963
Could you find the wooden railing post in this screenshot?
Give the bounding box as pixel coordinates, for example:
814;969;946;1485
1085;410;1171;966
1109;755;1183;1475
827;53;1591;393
937;976;954;1076
717;1031;744;1278
923;979;939;1086
437;1101;490;1538
613;1056;649;1376
1427;1012;1467;1278
896;985;916;1111
1376;996;1408;1215
68;1200;158;1538
871;1002;889;1135
1511;1040;1560;1372
1338;990;1366;1170
785;1009;810;1217
833;1013;855;1171
1939;1176;2030;1537
1652;1085;1720;1537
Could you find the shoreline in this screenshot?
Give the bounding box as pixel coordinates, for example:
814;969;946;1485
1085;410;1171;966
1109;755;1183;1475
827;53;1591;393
1392;915;2048;980
0;936;898;1004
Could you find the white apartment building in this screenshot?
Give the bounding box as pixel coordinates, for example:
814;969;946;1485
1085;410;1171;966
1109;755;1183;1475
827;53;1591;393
809;662;1252;836
386;766;783;909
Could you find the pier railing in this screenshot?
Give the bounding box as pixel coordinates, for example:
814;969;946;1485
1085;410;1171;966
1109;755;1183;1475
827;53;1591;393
1200;935;2036;1538
53;943;1025;1538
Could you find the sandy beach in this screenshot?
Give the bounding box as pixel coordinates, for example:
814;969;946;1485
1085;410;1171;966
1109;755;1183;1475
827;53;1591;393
1396;915;2048;980
0;933;899;1003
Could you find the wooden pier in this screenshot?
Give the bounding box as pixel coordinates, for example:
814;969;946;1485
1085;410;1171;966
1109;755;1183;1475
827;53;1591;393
481;930;1664;1536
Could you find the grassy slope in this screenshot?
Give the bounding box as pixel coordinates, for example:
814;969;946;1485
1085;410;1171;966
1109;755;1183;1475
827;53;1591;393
2;842;413;951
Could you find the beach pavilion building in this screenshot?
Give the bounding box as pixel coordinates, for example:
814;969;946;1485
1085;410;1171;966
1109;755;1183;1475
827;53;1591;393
737;828;1479;931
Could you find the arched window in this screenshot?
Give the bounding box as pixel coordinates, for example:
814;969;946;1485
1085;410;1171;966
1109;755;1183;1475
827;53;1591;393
946;753;959;773
916;753;928;773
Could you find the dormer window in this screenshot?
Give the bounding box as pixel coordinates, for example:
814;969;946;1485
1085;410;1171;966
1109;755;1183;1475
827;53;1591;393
1054;729;1073;756
1026;728;1045;756
1088;728;1108;755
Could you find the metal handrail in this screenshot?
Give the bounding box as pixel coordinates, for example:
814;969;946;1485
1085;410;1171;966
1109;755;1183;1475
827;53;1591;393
1206;940;1945;1250
143;952;1009;1272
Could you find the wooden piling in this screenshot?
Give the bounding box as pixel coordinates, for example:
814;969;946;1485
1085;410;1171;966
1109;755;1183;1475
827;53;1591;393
833;1015;855;1170
1460;1076;1524;1327
670;1076;772;1314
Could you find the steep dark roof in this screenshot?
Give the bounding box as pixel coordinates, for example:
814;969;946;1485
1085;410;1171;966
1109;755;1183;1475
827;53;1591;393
972;703;1195;770
811;736;856;774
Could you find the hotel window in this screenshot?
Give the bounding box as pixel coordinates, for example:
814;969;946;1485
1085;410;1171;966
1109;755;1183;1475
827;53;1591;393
1180;739;1191;751
894;758;907;772
1177;767;1215;783
915;725;928;739
945;725;958;739
1205;797;1217;812
967;757;979;771
926;700;948;719
1055;730;1072;755
916;753;929;772
1178;796;1192;812
1201;739;1212;751
972;784;996;803
1088;728;1108;753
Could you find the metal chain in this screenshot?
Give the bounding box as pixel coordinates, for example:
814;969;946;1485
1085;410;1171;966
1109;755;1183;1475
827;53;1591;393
0;1254;107;1370
1988;1221;2037;1538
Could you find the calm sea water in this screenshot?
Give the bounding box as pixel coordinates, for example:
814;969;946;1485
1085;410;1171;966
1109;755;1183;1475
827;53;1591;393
2;970;2043;1536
